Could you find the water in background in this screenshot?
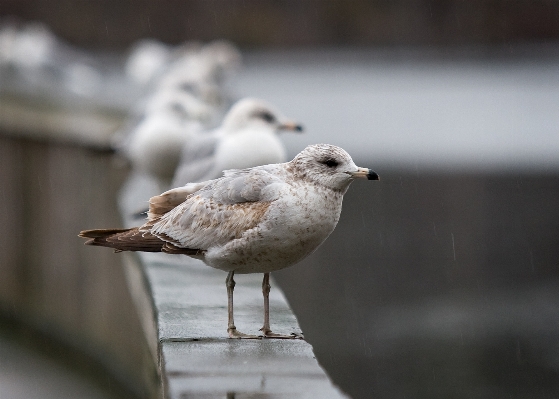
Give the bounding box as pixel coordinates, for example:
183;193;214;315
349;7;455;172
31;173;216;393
236;48;559;171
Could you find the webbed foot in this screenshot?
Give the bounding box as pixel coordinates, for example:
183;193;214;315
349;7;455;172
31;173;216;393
228;327;261;339
260;328;304;339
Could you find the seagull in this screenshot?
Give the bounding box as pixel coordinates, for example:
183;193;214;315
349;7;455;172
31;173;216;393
79;144;379;339
172;97;303;187
154;40;242;119
119;100;205;191
124;38;172;86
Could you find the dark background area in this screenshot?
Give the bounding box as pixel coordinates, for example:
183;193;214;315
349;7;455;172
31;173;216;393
275;170;559;398
2;0;559;50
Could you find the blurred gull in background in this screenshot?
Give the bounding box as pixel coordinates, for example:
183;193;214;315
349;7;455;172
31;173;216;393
155;40;242;122
116;40;242;191
0;20;55;70
124;38;173;86
118;100;206;191
172;97;303;187
0;19;104;99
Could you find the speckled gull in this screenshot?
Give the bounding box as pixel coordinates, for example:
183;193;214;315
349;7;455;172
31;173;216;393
80;144;379;339
172;97;303;187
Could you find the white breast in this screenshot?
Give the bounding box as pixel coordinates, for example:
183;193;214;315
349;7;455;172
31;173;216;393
205;183;344;274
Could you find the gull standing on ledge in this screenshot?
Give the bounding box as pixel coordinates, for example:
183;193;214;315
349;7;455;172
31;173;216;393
79;144;379;339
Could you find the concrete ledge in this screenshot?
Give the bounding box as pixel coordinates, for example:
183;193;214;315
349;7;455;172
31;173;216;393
119;175;348;398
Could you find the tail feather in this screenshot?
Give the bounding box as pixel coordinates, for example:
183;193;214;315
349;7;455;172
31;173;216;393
79;228;131;238
79;227;203;255
79;227;164;252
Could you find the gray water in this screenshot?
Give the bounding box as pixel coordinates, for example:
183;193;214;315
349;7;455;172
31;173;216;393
236;49;559;171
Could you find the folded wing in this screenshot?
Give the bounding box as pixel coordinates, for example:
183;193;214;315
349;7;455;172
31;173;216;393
149;166;285;251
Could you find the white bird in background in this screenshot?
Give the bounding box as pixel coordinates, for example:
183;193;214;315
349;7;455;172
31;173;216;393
124;38;173;86
120;107;203;191
172;97;303;187
0;21;55;69
156;40;242;116
124;39;240;100
80;144;380;338
0;20;103;97
117;40;242;190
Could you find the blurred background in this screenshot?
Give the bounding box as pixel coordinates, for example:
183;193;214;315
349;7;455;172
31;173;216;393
1;1;559;399
2;0;559;48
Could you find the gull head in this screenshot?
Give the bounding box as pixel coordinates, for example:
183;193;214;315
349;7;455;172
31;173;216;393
290;144;379;193
221;98;303;134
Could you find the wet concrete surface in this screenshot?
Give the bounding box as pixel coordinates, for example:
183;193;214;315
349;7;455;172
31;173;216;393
138;250;347;398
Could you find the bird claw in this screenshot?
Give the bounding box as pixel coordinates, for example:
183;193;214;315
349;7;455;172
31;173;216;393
289;332;305;340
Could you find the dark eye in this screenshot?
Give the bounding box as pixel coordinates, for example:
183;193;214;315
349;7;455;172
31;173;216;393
257;111;276;123
323;159;339;168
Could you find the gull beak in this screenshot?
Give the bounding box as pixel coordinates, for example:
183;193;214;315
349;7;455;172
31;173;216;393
350;167;380;180
278;121;304;133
